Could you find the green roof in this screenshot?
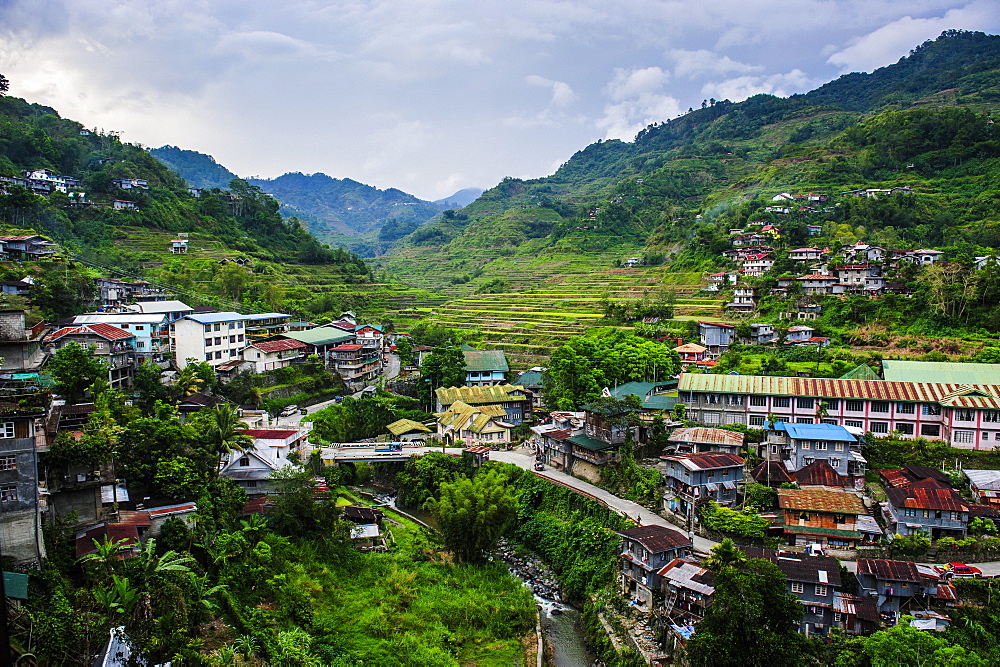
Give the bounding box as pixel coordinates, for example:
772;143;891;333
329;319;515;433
882;360;1000;384
463;349;509;373
436;384;526;406
609;381;678;411
513;370;544;388
386;418;431;436
567;434;619;451
282;328;354;346
839;364;882;381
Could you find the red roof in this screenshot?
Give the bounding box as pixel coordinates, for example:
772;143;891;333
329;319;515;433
857;559;921;582
147;503;197;519
46;322;134;342
698;321;735;329
330;344;364;351
794;460;847;487
661;451;744;470
797;274;836;281
241;429;300;439
886;486;968;512
252;338;307;353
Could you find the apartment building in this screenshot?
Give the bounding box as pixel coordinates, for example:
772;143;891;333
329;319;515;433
170;312;248;369
678;373;1000;449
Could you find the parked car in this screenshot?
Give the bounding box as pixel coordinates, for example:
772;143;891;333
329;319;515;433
934;562;982;578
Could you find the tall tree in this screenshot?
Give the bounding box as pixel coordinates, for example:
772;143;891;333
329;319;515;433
47;342;108;404
425;469;518;563
420;345;466;409
686;557;805;667
191;404;253;476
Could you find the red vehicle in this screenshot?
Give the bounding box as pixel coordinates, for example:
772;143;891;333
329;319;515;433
934;562;982;578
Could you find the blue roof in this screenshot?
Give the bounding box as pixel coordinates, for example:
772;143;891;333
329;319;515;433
183;312;247;324
244;312;291;321
772;421;856;442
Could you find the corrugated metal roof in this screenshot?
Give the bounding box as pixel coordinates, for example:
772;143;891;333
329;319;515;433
436;384;527;406
386;418;431;436
857;559;921;582
667;427;744;447
678;373;1000;406
774;421;856;442
182;312;247;324
777;488;866;514
661;451;744;471
282;329;354;346
463;349;509;373
617;525;691;552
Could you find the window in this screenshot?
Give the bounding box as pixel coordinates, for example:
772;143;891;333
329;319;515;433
749;415;765;426
791;582;804;594
796;417;813;424
1;422;13;439
239;456;250;467
834;613;842;623
750;395;767;407
707;394;720;404
214;323;221;332
727;395;743;406
703;412;720;424
0;485;16;502
230;335;236;343
831;458;842;469
835;443;844;451
205;338;213;347
921;424;941;437
204;325;212;333
896;423;914;435
238;334;244;342
922;510;930;519
846;400;863;412
833;513;845;524
984;411;1000;423
0;455;15;471
954;430;974;444
798;512;810;521
985;432;992;441
897;403;915;414
229;322;235;330
814;441;828;450
136;341;145;349
801;441;810;450
229;349;237;357
774;397;791;408
245;480;258;489
95;342;105;350
238;322;244;329
956;410;974;422
904;508;916;517
215;351;222;359
845;420;863;428
870;402;889;413
205;353;212;361
797;397;814;409
951;512;962;521
871;422;889;434
815;585;828;596
824;399;839;410
923;404;942;416
214;337;222;346
135;325;144;331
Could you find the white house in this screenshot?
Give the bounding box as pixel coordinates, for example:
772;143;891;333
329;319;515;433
169;312;248;369
242;338;307;373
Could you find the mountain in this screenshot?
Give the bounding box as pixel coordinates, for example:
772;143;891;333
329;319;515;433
150;146;457;245
435;188;484;208
376;30;1000;283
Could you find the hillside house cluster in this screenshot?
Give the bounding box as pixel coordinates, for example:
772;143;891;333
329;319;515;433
685;320;828;361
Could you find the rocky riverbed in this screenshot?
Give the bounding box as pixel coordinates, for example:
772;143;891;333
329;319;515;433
496;539;563;601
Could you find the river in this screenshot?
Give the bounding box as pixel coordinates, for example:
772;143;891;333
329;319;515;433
371;490;597;665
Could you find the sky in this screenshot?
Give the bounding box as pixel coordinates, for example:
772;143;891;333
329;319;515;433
1;1;999;201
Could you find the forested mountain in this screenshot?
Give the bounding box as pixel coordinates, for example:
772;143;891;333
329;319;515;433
148;145;238;190
381;30;1000;265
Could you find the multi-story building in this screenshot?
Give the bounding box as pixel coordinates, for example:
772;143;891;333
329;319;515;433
677;373;1000;450
244;313;292;340
0;390;49;563
435;385;528;425
664;427;744;454
170;312;248;370
242;338;307;373
662;452;744;520
776;488;868;549
436;401;514;448
617;525;692;611
697;321;735;357
72;313;169;362
462;346;509;387
0;310;46;373
855;559;948;621
0;235;58;261
762;422;865;482
742;547;844;637
329;343;381;387
882;483;969;539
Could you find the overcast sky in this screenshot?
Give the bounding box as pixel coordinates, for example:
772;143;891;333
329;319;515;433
1;1;998;200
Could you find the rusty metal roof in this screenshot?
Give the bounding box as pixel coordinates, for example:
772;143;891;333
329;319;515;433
777;488;866;514
667;427;744;448
678;373;1000;406
857;559;921;582
885;486;968;512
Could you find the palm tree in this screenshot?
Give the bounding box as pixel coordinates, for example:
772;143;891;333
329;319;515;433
703;538;748;572
205;404;253;475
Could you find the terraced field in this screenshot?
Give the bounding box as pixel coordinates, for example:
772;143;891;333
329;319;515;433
381;247;725;368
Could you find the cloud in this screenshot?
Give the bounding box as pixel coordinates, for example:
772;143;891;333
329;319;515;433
215;30;312;60
598;67;682;141
701;69;813;103
827;3;1000;72
526;74;578;107
668;49;761;78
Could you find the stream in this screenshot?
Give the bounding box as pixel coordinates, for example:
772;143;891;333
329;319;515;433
371;490;597;665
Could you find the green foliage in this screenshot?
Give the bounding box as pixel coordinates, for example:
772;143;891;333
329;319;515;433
419;345;466;408
743;482;778;510
395;451;472;509
46;341;108;404
699;501;769;538
425;468;519;563
308;395;397;443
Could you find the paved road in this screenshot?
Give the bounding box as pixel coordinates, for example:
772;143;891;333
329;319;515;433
490;448;719;554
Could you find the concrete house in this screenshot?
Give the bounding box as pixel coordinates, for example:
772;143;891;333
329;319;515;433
697;321;735;357
243;338;307;373
618;525;692;611
662;451;744;517
883;483;968;539
762;422;865;482
72;313;168;362
797;274;838;295
789;248;822;262
742;547;844;636
44;323;137;389
0;310;46;373
674;343;709;365
435;384;528;425
0;391;48;563
170;312;248;370
462;345;509;387
663;427;744;454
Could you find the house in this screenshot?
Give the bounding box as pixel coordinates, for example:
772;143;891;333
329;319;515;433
663;427;743;454
44;323;137;389
662;451;744;519
462;345;509;387
776;488;868;549
111;178;149;190
385;418;432;443
606;381;678;416
112;200;137;211
93;278;172;309
169;312;248;370
127;299;194;323
0;390;49;563
785;326;816;344
0;280;30;298
0;235;58;261
72;312;169;362
964;469;1000;508
882;484;968;539
530;411;583;470
697;321;735;357
674;343;709;365
855;559;949;622
677;373;1000;450
280;328;354;363
623;257;642;268
796;274;838;295
618;525;692;611
762;422;865;483
329;344;380;387
435;400;513;448
512;369;545;412
657;558;715;622
913;249;944;265
241;428;308;462
354;324;385;352
243;313;292;339
748;323;775;344
219;449;288;495
831;594;881;636
0;310;46;373
170;239;188;254
343;505;387;551
740;253;774;276
242;338;306;373
435;384;528;425
789;248;822;262
751;460;796;487
741;547;844;636
725;286;756;314
806;224;824;236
